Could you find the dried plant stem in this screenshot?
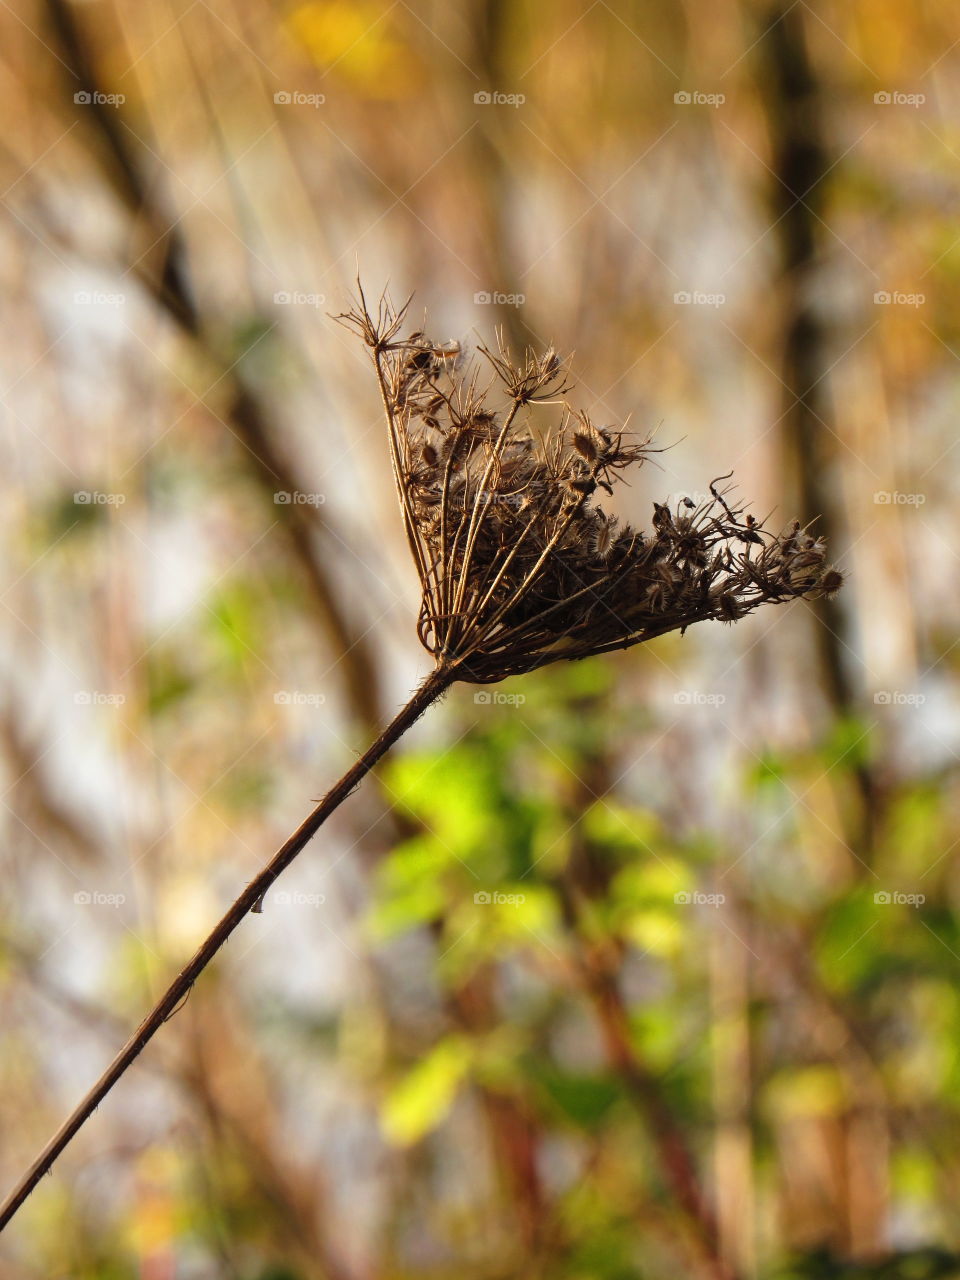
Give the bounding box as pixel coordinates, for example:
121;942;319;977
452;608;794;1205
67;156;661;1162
0;664;456;1233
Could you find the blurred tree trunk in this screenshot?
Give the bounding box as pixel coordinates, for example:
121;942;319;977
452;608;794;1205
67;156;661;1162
760;3;877;854
462;0;537;351
761;5;847;705
759;9;888;1254
43;0;384;732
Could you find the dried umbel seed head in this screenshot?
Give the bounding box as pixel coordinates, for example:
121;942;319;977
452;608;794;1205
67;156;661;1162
337;288;842;684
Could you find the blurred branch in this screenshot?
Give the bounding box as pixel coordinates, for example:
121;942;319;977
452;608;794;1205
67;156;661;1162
183;998;363;1280
42;0;383;730
710;914;756;1278
552;713;737;1280
441;965;546;1255
760;4;878;854
5;932;357;1278
569;927;734;1280
761;913;893;1253
0;664;454;1231
759;8;886;1249
0;712;99;866
463;0;536;352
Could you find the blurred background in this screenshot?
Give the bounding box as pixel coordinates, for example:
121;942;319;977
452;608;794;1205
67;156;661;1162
2;1;959;1277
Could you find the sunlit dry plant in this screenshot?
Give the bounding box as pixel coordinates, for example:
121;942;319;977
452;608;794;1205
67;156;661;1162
0;286;842;1231
337;286;842;685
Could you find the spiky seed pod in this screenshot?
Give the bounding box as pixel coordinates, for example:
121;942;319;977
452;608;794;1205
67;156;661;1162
335;290;843;684
590;514;619;561
572;430;600;462
818;569;845;596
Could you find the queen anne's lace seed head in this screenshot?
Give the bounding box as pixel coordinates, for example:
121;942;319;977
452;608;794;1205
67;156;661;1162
337;288;843;684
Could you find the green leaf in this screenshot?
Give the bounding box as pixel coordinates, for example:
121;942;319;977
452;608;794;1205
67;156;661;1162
530;1064;623;1128
367;834;451;939
380;1036;473;1145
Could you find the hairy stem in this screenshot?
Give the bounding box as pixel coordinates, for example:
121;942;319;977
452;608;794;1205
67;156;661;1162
0;664;456;1233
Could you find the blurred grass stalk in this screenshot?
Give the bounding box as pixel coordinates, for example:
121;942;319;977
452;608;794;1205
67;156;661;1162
0;662;455;1232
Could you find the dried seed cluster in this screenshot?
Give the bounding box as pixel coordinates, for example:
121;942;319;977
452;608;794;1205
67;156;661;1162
338;291;842;684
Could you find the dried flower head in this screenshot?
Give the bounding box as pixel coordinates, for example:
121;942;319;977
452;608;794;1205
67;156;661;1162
337;288;842;684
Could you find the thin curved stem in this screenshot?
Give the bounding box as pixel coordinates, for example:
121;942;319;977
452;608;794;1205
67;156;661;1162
0;663;456;1233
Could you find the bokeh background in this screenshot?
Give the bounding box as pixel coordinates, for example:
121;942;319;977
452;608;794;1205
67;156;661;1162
2;2;959;1277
